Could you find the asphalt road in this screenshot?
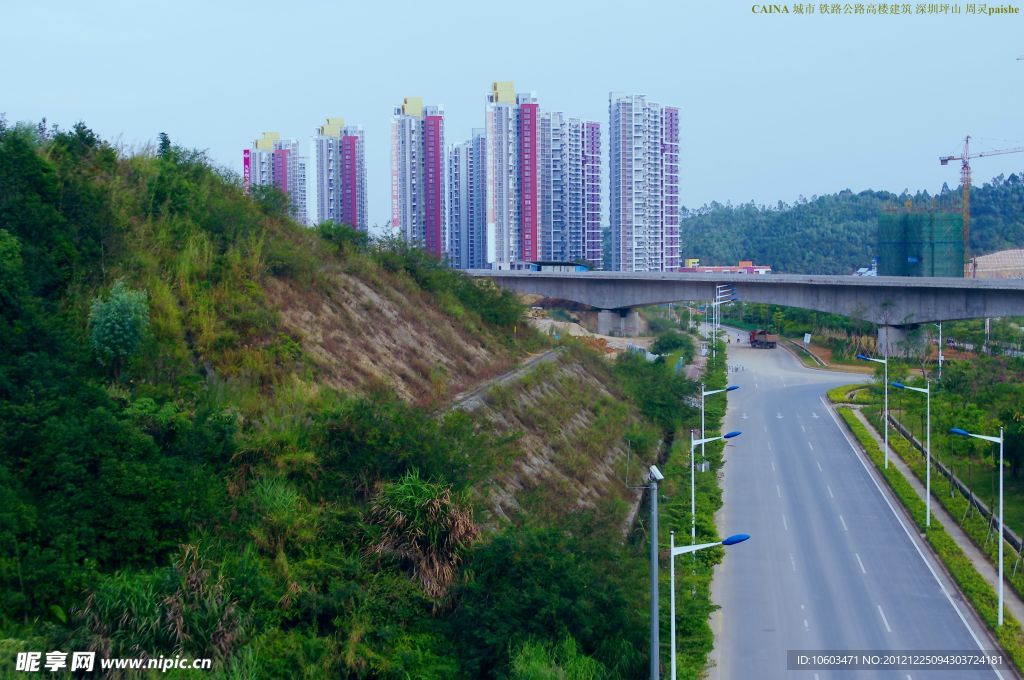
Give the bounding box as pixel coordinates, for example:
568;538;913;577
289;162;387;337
707;332;1007;680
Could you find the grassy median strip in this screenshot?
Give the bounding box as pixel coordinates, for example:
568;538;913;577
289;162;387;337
836;406;1024;672
657;341;729;679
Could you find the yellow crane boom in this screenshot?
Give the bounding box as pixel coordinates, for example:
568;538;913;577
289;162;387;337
939;136;1024;276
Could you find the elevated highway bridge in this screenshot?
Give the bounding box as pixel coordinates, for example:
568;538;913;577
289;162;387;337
468;270;1024;349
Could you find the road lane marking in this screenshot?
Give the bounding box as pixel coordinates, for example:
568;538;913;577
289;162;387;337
855;552;867;574
819;395;1003;678
877;604;892;633
801;423;806;432
812;411;819;419
767;441;773;451
816;460;823;472
776;485;782;498
770;460;776;472
790;553;797;572
808;441;814;450
742;412;748;420
777;413;783;419
827;485;834;499
763;425;768;433
839;515;848;531
782;514;788;531
803;618;809;630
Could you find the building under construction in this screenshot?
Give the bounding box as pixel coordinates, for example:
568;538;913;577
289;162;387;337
877;208;964;277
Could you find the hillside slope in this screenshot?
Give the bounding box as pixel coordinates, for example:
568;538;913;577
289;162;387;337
453;347;657;527
0;122;666;679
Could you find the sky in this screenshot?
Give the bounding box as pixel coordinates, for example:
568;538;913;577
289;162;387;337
3;0;1023;231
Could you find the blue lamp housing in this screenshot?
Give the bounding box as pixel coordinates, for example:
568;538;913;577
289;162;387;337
950;428;971;437
722;533;750;546
723;431;742;439
726;385;740;392
892;381;906;389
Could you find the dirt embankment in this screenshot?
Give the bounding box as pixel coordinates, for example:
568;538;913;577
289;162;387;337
265;266;519;404
454;349;652;527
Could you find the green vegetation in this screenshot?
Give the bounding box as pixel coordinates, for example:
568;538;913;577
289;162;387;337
827;383;878;405
651;330;696;362
656;342;729;679
509;636;608;680
835;407;1024;673
681;174;1024;273
2;121;725;678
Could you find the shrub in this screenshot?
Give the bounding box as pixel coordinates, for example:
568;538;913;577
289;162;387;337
88;280;150;377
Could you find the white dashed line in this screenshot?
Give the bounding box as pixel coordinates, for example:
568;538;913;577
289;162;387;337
819;395;1003;678
827;485;834;499
782;514;788;531
800;424;806;433
790;554;797;573
770;460;776;472
855;553;867;574
816;460;823;472
803;618;809;630
839;515;848;531
877;604;892;633
808;441;814;451
776;485;782;498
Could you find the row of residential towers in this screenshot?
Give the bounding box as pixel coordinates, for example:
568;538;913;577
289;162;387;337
244;85;679;272
243;119;367;230
392;85;678;271
391;83;606;270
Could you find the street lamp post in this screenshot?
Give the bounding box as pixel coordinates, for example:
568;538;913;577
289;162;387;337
893;380;931;527
701;384;740;464
951;426;1005;625
690;430;742;545
858;353;890;469
647;464;664;680
709;286;733;360
669;531;750;680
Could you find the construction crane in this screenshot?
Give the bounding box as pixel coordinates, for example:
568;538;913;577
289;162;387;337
939;136;1024;276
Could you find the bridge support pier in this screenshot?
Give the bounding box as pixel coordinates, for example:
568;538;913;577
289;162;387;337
623;308;642;336
597;308;643;336
877;325;926;358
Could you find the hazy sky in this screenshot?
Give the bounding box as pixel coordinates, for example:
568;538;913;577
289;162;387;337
3;0;1023;229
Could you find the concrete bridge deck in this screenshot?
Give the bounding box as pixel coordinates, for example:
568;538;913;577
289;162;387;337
468;270;1024;326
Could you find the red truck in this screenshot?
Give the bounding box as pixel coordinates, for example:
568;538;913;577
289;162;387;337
749;329;779;349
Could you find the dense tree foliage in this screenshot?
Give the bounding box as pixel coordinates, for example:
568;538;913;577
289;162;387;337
88;280;150;376
681;173;1024;273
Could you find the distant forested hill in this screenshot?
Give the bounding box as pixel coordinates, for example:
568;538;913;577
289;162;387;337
680;172;1024;274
